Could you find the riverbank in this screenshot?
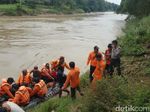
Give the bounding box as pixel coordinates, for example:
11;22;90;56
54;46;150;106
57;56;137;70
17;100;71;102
0;1;118;16
0;4;85;16
27;16;150;112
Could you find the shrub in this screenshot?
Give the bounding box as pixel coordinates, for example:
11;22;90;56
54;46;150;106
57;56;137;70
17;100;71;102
81;76;150;112
119;16;150;56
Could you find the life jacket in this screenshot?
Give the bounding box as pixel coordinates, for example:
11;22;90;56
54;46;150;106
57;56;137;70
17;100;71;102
17;72;31;86
105;49;111;65
51;60;69;72
51;60;59;71
16;86;30;105
0;82;11;96
35;80;48;96
92;60;106;89
87;52;102;67
1;79;7;83
93;60;106;80
41;67;51;76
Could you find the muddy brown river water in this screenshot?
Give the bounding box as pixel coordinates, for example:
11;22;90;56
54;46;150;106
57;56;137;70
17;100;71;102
0;12;127;80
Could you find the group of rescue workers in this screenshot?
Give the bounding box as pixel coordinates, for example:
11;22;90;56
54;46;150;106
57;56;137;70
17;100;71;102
0;40;121;112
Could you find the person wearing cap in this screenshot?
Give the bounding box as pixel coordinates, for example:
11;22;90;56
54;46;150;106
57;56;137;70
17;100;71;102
87;46;102;82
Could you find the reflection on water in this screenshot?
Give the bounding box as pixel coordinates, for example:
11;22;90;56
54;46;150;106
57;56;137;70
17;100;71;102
0;12;127;79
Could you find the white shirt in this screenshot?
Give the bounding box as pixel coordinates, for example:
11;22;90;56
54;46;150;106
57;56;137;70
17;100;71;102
3;101;25;112
111;47;121;59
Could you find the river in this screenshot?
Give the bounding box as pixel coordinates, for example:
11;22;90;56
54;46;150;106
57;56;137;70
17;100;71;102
0;12;127;80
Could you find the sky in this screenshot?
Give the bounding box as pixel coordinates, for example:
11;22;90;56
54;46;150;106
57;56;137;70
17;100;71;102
106;0;121;5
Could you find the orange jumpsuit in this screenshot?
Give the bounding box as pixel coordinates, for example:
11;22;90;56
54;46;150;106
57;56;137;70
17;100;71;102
92;60;106;85
31;80;48;97
87;51;102;66
9;86;30;106
63;67;80;89
0;81;14;98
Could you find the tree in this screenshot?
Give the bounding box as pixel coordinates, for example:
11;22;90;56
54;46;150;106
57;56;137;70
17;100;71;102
118;0;150;17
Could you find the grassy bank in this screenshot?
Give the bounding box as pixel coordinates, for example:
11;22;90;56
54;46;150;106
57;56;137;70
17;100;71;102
0;0;118;16
27;73;89;112
0;4;84;16
80;16;150;112
28;16;150;112
81;16;150;112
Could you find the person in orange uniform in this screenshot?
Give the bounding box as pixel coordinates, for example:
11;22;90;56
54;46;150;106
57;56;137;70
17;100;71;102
17;69;32;87
105;44;112;76
62;62;83;99
92;54;106;87
9;86;30;106
41;63;54;84
51;56;70;98
0;78;15;101
51;56;70;71
30;77;48;98
87;46;102;82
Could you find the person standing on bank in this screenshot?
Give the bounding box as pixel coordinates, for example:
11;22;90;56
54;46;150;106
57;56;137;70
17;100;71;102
62;62;83;99
110;40;121;76
87;46;102;82
105;44;112;76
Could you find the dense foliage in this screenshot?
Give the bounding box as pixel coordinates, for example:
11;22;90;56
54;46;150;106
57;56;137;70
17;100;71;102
0;0;119;12
117;0;150;17
119;16;150;56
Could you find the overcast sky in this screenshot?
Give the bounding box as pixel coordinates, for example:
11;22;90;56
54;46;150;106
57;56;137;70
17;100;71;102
106;0;121;5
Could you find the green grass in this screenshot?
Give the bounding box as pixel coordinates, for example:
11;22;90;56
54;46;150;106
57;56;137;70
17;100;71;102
0;4;85;16
118;16;150;56
0;4;48;16
0;4;17;11
27;97;81;112
48;6;84;14
0;4;35;16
